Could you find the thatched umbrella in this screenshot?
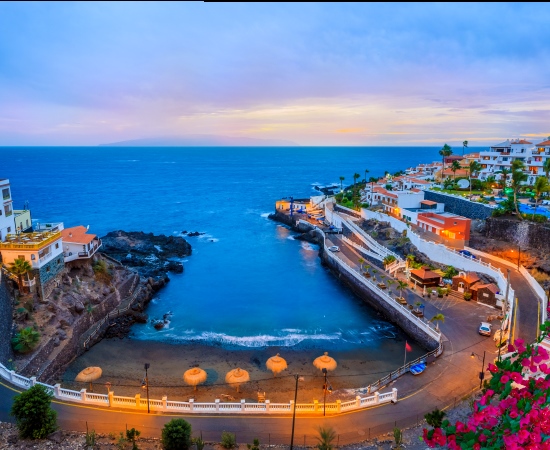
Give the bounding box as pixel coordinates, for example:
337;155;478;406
266;353;287;377
183;367;207;391
225;367;250;393
313;352;337;372
75;366;102;392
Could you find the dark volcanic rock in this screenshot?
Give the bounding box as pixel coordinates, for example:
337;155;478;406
100;230;191;279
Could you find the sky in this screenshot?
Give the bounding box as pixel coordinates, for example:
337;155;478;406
0;2;549;146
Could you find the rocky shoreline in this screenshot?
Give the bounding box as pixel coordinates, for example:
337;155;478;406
97;231;192;339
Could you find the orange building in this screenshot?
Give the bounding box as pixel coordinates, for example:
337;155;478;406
416;211;471;242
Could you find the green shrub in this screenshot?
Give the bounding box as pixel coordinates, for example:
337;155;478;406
161;419;192;450
221;431;237;449
425;408;446;428
92;259;113;283
315;427;336;450
247;438;260;450
12;327;40;353
85;429;97;448
393;427;403;448
464;292;472;301
193;435;205;450
126;428;141;450
11;384;57;439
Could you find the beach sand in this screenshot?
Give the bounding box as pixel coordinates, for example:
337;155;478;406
61;336;425;404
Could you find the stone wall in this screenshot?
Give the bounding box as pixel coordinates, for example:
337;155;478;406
320;251;439;352
424;191;493;219
484;217;550;253
0;274;13;364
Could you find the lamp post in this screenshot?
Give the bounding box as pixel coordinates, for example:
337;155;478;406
289;374;303;450
142;363;150;413
471;351;486;389
321;368;332;416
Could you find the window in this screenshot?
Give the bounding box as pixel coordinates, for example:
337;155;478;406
55;243;59;249
18;255;25;260
2;188;9;200
46;267;50;272
7;227;11;233
31;254;35;260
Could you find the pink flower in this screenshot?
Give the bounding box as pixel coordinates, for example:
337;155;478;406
501;374;510;383
522;358;531;367
508;343;516;352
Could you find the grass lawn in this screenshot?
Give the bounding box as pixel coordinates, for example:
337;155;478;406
431;187;490;196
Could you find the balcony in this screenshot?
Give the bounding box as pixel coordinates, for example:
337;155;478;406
22;278;36;287
64;239;102;262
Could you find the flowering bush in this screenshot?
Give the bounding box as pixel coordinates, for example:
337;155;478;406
423;320;550;449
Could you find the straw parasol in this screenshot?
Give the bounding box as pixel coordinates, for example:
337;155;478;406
266;353;287;377
225;367;250;393
313;352;337;371
75;366;102;391
183;367;207;391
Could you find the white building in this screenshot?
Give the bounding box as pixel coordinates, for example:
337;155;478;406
478;138;549;185
0;179;14;241
61;226;102;262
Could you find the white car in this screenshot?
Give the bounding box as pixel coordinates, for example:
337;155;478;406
478;322;492;336
328;245;340;252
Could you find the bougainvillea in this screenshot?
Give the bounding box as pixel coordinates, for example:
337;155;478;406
423;320;550;449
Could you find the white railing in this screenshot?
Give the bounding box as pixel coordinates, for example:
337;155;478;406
386;260;407;275
341;236;383;261
0;361;397;415
22;278;36;287
324;243;441;342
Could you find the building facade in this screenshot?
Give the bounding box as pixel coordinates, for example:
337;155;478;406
0;179;14;242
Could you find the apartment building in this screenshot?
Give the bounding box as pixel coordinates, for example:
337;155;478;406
0;179;14;241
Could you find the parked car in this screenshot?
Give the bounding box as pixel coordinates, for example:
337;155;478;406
459;249;477;259
478;322;492;336
328;245;340;252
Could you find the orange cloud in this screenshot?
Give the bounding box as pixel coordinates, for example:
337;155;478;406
335;128;365;133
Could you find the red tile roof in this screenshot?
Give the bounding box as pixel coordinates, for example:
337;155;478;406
536;140;550;146
513;139;532;144
453;272;480;284
421;200;437;205
61;226;96;245
411;268;441;280
471;283;499;294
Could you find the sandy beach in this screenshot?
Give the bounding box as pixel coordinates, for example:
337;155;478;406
61;336;425;405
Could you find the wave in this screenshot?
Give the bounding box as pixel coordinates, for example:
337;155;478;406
260;212;271;218
150;330;342;348
300;242;317;251
286;236;295;240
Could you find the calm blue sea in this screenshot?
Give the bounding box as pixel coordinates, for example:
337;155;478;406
2;146;453;350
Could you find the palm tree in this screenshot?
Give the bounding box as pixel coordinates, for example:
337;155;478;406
364;169;369;183
430;313;445;331
511;159;528;219
443;266;458;279
450;160;461;180
532;176;550;220
462;140;468;156
485;175;496;191
11;327;40;353
496;167;512;188
383;255;396;267
353;173;360;187
8;258;33;293
358;257;365;273
439;144;452;180
316;427;337;450
339;176;345;192
543;158;550;181
468;160;482;195
397;280;408;299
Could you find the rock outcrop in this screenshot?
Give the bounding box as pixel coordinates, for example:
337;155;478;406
100;231;191;279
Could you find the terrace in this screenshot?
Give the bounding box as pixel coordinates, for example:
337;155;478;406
0;230;62;250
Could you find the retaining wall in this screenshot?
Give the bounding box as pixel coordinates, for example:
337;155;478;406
424;191;494;219
0;272;13;364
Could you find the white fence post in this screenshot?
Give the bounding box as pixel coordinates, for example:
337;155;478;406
374;392;380;404
189;399;194;411
135;394;141;408
81;389;87;402
392;388;398;403
30;376;37;386
53;384;61;398
336;399;341;413
313;399;319;412
356;395;361;407
265;399;270;412
215;399;220;412
240;399;245;411
162;396;167;411
108;391;114;407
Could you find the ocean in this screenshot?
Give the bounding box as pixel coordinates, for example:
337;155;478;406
3;146;449;351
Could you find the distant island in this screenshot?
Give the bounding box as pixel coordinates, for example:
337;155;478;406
99;134;299;147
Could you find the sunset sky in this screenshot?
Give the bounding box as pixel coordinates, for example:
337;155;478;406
1;2;549;146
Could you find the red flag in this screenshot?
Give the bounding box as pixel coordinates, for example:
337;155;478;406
405;341;412;352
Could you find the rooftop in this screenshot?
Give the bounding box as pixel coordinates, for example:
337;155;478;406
61;226;97;245
536;140;550;147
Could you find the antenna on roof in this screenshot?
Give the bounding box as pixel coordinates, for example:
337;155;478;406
86;225;90;231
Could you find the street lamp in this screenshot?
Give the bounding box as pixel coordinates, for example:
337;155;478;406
471;351;486;389
511;245;521;270
321;368;333;417
142;363;150;413
289;374;304;450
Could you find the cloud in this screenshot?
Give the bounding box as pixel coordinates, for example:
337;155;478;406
0;3;549;145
